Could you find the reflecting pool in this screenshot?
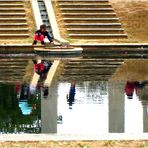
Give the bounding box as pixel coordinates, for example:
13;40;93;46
0;57;147;135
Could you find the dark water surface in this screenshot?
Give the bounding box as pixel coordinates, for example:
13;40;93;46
0;57;147;134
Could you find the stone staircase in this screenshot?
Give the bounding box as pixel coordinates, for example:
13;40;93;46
0;0;29;40
38;0;53;36
0;58;30;83
60;59;124;81
57;0;127;39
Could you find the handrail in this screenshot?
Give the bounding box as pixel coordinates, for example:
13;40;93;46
30;0;42;29
44;0;69;44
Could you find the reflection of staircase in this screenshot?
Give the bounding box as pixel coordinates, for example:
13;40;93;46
0;0;29;40
60;59;124;81
0;58;30;83
57;0;127;39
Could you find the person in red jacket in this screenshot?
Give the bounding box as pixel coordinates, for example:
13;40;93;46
32;24;54;45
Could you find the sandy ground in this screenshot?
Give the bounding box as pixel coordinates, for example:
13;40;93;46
0;140;148;148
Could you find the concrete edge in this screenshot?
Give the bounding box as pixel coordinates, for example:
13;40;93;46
72;43;148;47
0;134;148;141
0;43;148;47
44;0;69;44
34;47;83;52
30;0;42;29
44;60;60;87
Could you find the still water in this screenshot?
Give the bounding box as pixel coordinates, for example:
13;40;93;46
0;57;147;134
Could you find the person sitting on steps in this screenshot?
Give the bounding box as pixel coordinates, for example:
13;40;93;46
32;24;54;45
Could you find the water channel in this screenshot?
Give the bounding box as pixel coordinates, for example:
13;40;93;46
0;55;147;135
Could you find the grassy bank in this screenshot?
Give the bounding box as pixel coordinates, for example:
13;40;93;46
111;0;148;43
111;60;148;81
52;0;148;44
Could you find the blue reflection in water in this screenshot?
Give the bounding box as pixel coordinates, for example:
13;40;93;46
19;100;32;115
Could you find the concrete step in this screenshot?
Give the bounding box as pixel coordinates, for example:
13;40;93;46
60;8;114;11
66;61;123;65
0;34;29;39
63;67;116;71
58;1;109;4
0;58;29;61
0;69;25;73
0;0;23;1
63;18;119;23
0;62;28;66
0;8;25;13
0;4;24;8
58;0;108;1
67;28;124;34
65;23;122;28
0;65;26;69
62;70;115;75
68;33;128;39
0;78;23;82
0;23;28;28
0;28;28;34
64;65;119;69
0;75;23;78
61;13;116;18
68;58;123;62
0;0;23;4
0;18;26;23
0;63;28;67
0;13;26;18
60;75;110;81
59;4;111;8
0;76;23;80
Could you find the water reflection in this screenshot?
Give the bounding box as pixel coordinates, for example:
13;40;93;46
0;83;41;133
125;81;148;99
58;80;148;134
1;80;147;134
67;81;76;109
58;81;109;134
0;57;148;135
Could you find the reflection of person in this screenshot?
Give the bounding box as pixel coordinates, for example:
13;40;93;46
15;82;22;99
67;81;76;109
125;81;145;99
33;60;52;78
43;86;49;98
125;81;136;99
43;61;52;73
